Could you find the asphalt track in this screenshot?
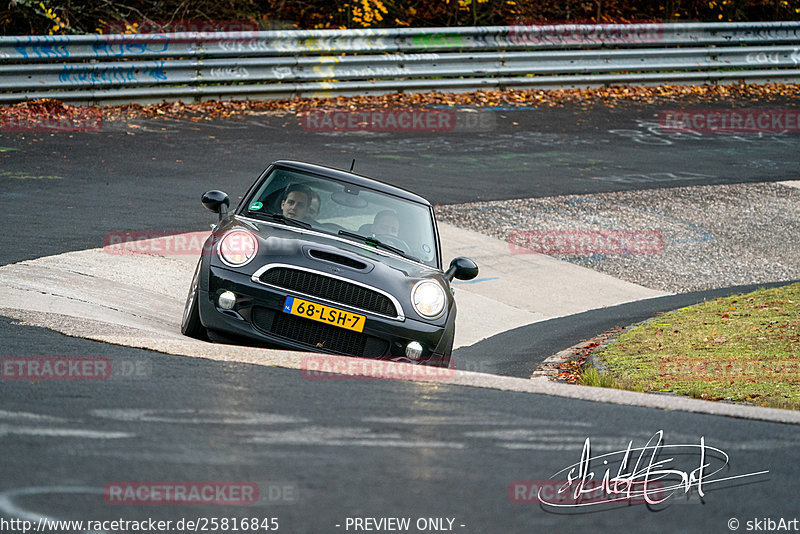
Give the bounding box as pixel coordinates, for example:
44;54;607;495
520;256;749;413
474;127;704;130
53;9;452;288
3;101;799;264
2;102;800;533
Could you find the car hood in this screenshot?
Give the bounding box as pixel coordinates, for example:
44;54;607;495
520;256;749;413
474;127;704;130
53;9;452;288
211;217;449;320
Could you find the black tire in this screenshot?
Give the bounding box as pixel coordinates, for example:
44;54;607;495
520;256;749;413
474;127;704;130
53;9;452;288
181;259;207;340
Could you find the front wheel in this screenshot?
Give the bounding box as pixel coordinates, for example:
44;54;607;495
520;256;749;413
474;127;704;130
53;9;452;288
181;259;207;340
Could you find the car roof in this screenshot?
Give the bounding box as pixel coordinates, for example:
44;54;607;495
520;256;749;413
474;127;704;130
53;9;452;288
272;160;431;207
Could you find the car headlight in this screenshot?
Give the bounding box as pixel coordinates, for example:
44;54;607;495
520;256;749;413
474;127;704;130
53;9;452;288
412;280;446;319
217;230;258;267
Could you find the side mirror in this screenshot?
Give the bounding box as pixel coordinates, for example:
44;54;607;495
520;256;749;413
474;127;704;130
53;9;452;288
202;190;230;220
444;257;479;282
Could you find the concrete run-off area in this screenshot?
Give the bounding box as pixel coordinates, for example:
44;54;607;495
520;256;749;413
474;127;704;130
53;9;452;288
3;203;800;423
0;222;663;353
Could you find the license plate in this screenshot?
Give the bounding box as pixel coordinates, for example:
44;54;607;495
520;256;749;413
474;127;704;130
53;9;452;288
282;296;365;333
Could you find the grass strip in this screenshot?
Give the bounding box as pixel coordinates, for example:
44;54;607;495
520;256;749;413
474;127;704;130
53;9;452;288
582;282;800;410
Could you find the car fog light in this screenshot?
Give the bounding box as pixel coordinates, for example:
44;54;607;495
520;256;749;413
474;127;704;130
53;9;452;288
405;341;423;360
218;291;237;310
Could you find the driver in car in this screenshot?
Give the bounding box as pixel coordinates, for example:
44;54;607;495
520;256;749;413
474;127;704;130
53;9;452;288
372;210;400;237
281;184;312;220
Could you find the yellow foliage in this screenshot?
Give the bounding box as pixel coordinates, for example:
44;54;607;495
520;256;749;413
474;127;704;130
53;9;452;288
348;0;389;26
38;3;63;35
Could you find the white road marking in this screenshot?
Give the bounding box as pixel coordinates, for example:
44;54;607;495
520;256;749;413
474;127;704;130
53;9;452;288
362;415;591;427
0;425;131;439
244;426;465;449
0;410;67;423
90;408;306;425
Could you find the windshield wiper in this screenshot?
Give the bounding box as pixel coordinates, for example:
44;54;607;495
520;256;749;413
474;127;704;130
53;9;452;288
251;211;312;229
338;230;417;261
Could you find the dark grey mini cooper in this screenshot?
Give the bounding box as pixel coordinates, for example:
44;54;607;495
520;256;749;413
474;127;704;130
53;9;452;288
181;160;478;367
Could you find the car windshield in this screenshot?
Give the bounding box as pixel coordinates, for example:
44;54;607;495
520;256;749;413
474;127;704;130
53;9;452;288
242;167;439;268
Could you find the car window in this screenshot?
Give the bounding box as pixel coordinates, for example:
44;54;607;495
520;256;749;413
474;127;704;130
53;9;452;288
243;167;438;267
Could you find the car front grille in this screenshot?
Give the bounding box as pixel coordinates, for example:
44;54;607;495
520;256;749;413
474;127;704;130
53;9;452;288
251;307;389;358
258;267;397;317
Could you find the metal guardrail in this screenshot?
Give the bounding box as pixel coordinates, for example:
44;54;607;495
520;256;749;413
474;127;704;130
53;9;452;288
1;22;799;105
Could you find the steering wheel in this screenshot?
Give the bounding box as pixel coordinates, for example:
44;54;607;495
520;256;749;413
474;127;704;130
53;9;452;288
374;234;410;252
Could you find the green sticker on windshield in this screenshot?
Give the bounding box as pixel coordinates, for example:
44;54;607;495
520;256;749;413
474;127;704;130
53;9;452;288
249;202;263;211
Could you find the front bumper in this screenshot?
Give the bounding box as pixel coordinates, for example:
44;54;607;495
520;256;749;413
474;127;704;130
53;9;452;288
198;266;451;363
